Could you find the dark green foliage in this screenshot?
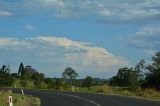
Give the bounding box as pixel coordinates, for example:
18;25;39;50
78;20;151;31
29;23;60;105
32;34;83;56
18;62;24;76
144;52;160;89
62;67;78;86
109;67;138;90
82;76;93;87
135;59;146;80
32;73;45;88
0;65;14;87
55;79;65;90
0;65;10;73
20;80;27;87
73;79;82;87
20;71;31;80
63;67;78;80
109;51;160;90
12;73;19;78
44;78;55;89
21;65;37;80
17;62;45;88
109;76;118;86
32;73;44;81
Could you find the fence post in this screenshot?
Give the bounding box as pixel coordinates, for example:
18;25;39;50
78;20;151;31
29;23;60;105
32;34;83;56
9;96;13;106
72;86;75;92
21;89;24;95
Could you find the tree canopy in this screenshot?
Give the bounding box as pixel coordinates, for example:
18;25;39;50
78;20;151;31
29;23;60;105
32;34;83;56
145;52;160;88
62;67;78;86
82;76;93;87
0;65;14;87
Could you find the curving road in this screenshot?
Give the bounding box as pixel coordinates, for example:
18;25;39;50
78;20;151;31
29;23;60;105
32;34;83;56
9;89;160;106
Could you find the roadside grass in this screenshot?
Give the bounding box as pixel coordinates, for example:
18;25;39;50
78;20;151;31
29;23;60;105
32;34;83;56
74;85;160;100
0;90;41;106
135;88;160;100
11;79;160;101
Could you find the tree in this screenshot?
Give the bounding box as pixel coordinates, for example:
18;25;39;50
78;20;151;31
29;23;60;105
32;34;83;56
18;62;24;76
0;65;10;73
21;65;36;80
0;65;14;87
135;59;146;80
45;78;55;89
62;67;78;86
109;67;139;90
109;76;118;86
82;76;93;87
55;78;65;90
20;80;27;87
145;52;160;88
12;73;19;78
32;73;45;88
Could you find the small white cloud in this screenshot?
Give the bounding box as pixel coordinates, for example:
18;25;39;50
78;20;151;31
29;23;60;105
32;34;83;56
25;25;35;30
0;11;12;17
98;8;113;16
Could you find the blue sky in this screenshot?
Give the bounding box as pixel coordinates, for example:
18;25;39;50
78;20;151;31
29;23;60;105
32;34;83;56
0;0;160;78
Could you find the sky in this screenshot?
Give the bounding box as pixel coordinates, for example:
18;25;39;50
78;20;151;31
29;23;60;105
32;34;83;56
0;0;160;78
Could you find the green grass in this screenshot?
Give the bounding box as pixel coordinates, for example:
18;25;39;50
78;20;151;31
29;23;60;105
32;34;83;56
74;85;160;100
0;90;41;106
9;79;160;102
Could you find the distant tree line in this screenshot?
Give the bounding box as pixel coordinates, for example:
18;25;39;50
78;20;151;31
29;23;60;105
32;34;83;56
0;63;106;89
0;51;159;91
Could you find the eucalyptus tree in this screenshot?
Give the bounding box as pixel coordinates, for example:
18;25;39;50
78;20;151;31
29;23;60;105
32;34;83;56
62;67;78;86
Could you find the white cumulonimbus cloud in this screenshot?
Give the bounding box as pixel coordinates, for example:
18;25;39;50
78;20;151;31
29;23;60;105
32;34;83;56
0;36;128;75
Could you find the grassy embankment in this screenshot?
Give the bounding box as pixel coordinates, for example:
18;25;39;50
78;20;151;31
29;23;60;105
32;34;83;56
74;85;160;100
0;90;41;106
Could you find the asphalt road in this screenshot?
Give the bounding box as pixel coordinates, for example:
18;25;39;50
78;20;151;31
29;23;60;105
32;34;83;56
3;89;160;106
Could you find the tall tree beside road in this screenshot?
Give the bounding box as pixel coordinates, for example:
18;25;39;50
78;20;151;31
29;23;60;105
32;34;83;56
18;62;25;76
145;52;160;88
0;65;14;87
109;67;139;90
135;59;146;80
62;67;78;86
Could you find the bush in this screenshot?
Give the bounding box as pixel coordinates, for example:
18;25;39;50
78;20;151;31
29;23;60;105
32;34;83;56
96;88;105;93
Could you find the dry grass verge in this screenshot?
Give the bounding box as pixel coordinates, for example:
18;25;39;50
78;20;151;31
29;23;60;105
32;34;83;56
0;90;41;106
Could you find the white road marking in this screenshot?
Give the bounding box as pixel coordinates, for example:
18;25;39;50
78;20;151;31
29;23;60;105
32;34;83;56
52;93;102;106
27;90;101;106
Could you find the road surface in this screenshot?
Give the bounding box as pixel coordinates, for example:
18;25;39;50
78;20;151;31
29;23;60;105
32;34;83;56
3;89;160;106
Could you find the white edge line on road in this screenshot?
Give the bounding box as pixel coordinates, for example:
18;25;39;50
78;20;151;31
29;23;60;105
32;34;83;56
24;90;101;106
52;93;102;106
